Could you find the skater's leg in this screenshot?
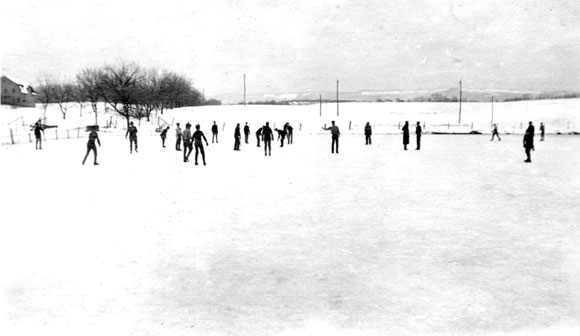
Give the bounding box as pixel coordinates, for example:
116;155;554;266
82;147;91;164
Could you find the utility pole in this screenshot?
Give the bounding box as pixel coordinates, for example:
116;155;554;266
336;79;339;117
491;96;494;126
458;80;462;124
243;74;246;107
319;94;322;117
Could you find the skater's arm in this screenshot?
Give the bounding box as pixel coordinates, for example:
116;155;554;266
97;135;101;146
202;133;209;146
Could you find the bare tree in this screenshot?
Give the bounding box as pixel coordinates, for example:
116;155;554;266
36;75;55;121
52;81;75;120
99;62;143;128
77;68;103;125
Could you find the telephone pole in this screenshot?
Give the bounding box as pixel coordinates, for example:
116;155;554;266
491;96;494;126
458;80;462;124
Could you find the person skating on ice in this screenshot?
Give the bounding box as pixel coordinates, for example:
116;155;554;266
175;123;182;151
364;122;372;145
211;121;218;143
415;121;422;150
33;120;44;150
125;121;138;153
160;126;169;148
540;122;545;141
275;127;286;147
244;122;250;144
490;123;501;141
82;126;101;166
262;122;274;156
192;124;209;165
183;122;193;162
523;129;534;163
286;123;293;144
402;121;409;150
255;126;263;147
234;123;241;151
322;121;340;154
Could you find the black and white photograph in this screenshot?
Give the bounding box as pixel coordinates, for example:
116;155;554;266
1;1;579;335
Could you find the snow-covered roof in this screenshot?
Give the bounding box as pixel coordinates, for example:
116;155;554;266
2;75;36;95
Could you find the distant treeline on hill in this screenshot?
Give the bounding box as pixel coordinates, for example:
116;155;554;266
503;92;580;102
36;62;221;125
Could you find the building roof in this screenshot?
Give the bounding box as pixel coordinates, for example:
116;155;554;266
2;75;37;95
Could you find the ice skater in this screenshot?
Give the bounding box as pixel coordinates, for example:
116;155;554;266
490;124;501;141
364;122;372;145
415;122;422;150
262;122;274;156
183;122;193;162
211;121;218;143
244;122;250;144
286;123;293;144
526;121;535;137
523;129;535;163
192;124;209;165
322;121;340;154
256;126;263;147
82;126;101;165
275;127;286;147
126;121;138;153
175;122;182;151
234;123;241;151
160;126;169;148
33;120;44;150
402;121;409;150
540;122;545;141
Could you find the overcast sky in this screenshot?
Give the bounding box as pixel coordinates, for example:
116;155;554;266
1;0;579;96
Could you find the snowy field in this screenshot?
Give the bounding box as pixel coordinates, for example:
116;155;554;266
1;101;580;336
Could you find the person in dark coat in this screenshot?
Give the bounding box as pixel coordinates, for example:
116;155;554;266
523;130;535;162
160;126;169;148
82;127;101;165
402;121;410;150
526;121;535;137
234;123;241;151
256;126;263;147
183;123;193;162
125;121;138;153
286;123;294;144
175;123;182;151
275;128;286;147
244;122;250;144
211;121;218;143
540;122;545;141
364;122;372;145
490;123;501;141
415;122;422;150
322;121;340;154
262;122;274;156
192;124;209;165
33;121;44;150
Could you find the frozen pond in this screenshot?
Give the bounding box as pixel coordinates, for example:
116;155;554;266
1;132;579;335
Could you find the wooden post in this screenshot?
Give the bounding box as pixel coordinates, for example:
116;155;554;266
29;133;32;142
349;121;352;130
222;123;225;131
458;80;462;124
77;128;80;138
55;129;58;140
10;128;14;145
319;95;322;117
67;130;70;139
491;96;494;126
336;80;339;117
299;123;302;131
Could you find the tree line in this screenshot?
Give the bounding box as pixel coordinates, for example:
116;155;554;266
36;62;221;125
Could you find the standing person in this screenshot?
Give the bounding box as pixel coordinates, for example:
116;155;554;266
526;121;535;137
234;123;241;151
490;123;501;141
33;120;44;150
211;121;219;143
402;121;410;150
192;124;209;165
82;126;101;166
182;122;193;162
364;122;372;145
262;122;274;156
322;121;340;154
415;122;422;150
286;123;293;144
125;121;138;153
256;126;263;147
244;122;250;144
523;130;534;163
540;122;545;141
160;126;169;148
175;123;182;151
275;128;286;147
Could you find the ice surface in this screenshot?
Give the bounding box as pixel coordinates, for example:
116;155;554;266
1;102;580;336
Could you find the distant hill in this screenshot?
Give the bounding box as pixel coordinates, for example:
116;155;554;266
213;89;580;105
